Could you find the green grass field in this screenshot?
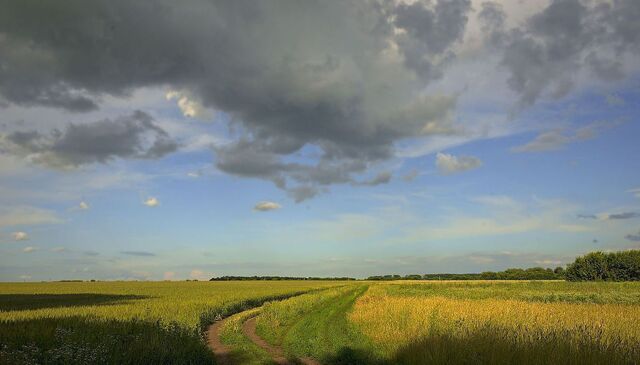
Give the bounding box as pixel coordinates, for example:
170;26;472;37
2;280;640;364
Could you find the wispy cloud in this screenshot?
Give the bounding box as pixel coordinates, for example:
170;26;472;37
254;201;282;212
0;206;61;228
625;231;640;242
512;121;621;153
121;251;156;257
435;152;482;175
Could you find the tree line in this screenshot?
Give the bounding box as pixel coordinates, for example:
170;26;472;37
367;250;640;282
367;267;564;281
209;276;356;281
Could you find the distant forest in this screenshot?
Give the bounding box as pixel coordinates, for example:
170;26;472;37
367;267;564;281
208;250;640;282
209;276;357;281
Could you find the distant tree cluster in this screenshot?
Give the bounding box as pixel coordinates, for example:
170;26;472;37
367;267;565;281
209;276;356;281
565;250;640;281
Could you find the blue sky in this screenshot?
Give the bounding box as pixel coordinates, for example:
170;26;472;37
1;0;639;280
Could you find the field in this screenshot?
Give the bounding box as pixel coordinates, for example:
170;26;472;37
0;281;345;364
2;280;640;364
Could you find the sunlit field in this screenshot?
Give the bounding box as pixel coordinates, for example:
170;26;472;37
350;281;640;364
237;281;640;364
0;281;346;364
2;280;640;364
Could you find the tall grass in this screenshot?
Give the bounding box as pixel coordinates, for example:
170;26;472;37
350;282;640;364
0;281;347;364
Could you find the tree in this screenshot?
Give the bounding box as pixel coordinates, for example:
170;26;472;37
565;250;640;281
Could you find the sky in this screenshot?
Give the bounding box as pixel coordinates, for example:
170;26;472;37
0;0;639;281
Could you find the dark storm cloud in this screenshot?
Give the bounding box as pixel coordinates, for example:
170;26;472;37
0;0;463;199
485;0;640;108
394;0;472;80
2;111;177;168
2;0;637;200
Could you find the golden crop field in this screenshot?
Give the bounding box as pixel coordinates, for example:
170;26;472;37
349;281;640;364
0;281;346;364
2;280;639;364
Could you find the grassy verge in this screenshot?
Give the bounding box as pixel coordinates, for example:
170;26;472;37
255;285;377;364
218;308;274;365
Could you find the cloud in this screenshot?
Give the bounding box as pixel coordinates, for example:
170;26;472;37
608;212;640;220
143;197;159;207
626;231;640;242
166;90;212;120
605;94;625;106
486;0;640;108
120;251;156;257
357;171;392;186
18;275;32;280
0;1;464;199
628;188;640;199
51;247;66;253
254;201;282;212
0;0;637;200
163;271;176;281
577;214;597;220
403;197;590;241
1;111;178;168
0;206;61;227
189;269;209;281
12;231;28;241
78;201;89;210
534;259;563;267
402;169;419;182
512;121;618;153
435;152;482;175
23;246;36;253
578;212;640;220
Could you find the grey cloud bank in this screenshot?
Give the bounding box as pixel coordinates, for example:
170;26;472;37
0;0;639;200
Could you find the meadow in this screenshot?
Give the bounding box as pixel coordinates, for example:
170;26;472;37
0;281;345;364
1;280;640;364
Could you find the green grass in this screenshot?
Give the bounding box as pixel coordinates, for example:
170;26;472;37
218;308;274;365
0;281;348;364
255;285;377;364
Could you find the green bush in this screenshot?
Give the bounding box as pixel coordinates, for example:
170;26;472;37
565;250;640;281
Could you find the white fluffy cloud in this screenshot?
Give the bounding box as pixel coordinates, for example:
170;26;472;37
78;201;89;210
23;246;36;253
12;231;29;241
143;197;160;207
435;152;482;175
254;201;282;212
165;90;212;120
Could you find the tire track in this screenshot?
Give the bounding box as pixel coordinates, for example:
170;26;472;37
242;316;321;365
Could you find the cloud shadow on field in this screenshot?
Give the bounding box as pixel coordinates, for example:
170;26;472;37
320;327;637;365
0;316;214;365
0;294;147;311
